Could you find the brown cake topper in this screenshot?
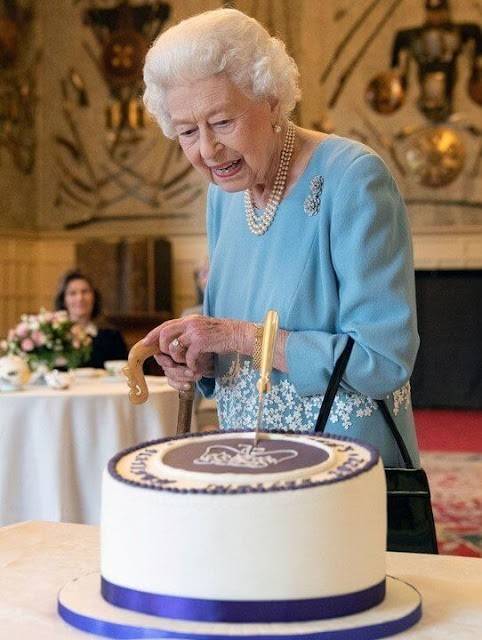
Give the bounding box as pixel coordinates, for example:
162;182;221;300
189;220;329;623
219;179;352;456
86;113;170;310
122;340;158;404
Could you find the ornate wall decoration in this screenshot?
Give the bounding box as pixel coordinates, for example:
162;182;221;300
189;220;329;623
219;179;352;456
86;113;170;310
318;0;482;230
403;126;466;187
53;1;202;231
0;0;37;174
366;0;482;122
363;0;481;189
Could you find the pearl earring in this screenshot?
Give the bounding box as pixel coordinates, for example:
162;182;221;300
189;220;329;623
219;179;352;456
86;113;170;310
273;123;282;134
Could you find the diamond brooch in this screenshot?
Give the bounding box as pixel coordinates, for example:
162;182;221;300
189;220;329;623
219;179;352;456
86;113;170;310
304;175;324;216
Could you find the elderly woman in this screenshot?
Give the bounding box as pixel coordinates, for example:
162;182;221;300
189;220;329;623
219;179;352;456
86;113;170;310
142;8;420;467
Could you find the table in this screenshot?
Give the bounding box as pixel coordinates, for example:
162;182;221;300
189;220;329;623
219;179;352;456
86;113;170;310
0;376;179;526
0;521;481;639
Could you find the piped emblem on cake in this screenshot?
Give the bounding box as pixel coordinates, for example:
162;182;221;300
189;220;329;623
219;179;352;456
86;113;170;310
193;443;298;470
113;433;375;491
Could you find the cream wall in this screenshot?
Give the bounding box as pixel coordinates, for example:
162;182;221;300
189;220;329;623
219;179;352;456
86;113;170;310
0;166;37;231
0;233;75;338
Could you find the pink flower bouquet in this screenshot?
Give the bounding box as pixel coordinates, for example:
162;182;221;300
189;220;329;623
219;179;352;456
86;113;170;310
3;309;92;371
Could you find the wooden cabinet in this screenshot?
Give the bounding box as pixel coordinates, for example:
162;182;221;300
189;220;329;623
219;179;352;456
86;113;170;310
76;236;172;316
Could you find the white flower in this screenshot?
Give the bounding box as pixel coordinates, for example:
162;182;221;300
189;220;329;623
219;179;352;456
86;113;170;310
393;383;411;415
215;357;381;432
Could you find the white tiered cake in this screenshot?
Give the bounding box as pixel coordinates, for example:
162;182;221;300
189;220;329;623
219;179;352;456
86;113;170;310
58;430;422;638
102;430;386;620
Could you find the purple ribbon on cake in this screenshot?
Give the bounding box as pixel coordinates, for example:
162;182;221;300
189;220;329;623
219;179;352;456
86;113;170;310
100;577;386;623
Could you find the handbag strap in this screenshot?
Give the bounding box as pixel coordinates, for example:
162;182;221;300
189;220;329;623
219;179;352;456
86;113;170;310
314;337;354;432
375;400;414;469
314;336;415;469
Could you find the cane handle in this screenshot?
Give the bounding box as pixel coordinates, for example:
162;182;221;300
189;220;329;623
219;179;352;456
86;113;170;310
123;340;158;404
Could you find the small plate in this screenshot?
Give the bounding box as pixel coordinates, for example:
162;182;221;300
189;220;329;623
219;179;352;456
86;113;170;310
100;375;127;383
72;368;106;379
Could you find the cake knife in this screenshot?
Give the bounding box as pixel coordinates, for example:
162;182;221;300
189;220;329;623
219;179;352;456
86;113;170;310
254;309;279;447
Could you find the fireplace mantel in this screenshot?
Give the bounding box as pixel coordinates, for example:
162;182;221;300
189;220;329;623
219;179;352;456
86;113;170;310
412;228;482;270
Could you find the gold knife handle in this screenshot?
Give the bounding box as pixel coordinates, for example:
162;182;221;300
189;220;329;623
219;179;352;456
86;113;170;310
256;310;279;395
177;384;195;434
122;340;158;404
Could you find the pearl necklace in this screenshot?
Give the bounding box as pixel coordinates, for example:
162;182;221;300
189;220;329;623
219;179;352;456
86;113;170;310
244;121;296;236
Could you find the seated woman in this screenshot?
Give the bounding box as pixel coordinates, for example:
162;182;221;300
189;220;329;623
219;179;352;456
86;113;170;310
54;270;128;369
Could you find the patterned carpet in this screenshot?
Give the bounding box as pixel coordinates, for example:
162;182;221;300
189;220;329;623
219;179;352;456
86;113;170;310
421;451;482;558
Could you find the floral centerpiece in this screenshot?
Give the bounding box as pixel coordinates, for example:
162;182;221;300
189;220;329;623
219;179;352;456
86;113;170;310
2;309;93;371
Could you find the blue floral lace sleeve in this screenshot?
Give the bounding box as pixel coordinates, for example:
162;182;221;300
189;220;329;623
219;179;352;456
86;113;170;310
215;354;411;437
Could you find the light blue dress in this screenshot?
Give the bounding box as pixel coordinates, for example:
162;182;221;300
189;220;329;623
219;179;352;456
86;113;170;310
199;135;420;467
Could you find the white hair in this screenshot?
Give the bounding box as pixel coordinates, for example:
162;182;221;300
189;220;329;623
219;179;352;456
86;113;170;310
143;8;301;138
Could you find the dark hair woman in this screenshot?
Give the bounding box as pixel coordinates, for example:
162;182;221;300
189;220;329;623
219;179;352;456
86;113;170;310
54;270;128;369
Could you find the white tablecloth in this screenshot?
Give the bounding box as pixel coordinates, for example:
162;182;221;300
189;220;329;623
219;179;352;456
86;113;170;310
0;376;179;526
0;521;481;639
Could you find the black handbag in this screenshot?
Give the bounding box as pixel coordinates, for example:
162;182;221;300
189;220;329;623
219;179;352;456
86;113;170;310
314;336;438;554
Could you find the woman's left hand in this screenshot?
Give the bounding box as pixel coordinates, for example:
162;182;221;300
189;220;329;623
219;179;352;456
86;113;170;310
143;315;250;372
154;351;214;391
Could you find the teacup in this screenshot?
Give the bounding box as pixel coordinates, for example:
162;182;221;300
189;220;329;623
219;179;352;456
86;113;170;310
0;355;30;392
104;360;128;377
45;369;72;390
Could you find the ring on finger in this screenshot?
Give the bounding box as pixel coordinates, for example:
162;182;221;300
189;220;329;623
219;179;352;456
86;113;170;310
171;337;185;350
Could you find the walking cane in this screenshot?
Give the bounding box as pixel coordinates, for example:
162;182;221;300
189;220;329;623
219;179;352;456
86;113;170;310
122;341;194;434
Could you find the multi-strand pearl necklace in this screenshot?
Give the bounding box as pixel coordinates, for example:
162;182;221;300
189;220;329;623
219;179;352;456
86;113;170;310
244;121;296;236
